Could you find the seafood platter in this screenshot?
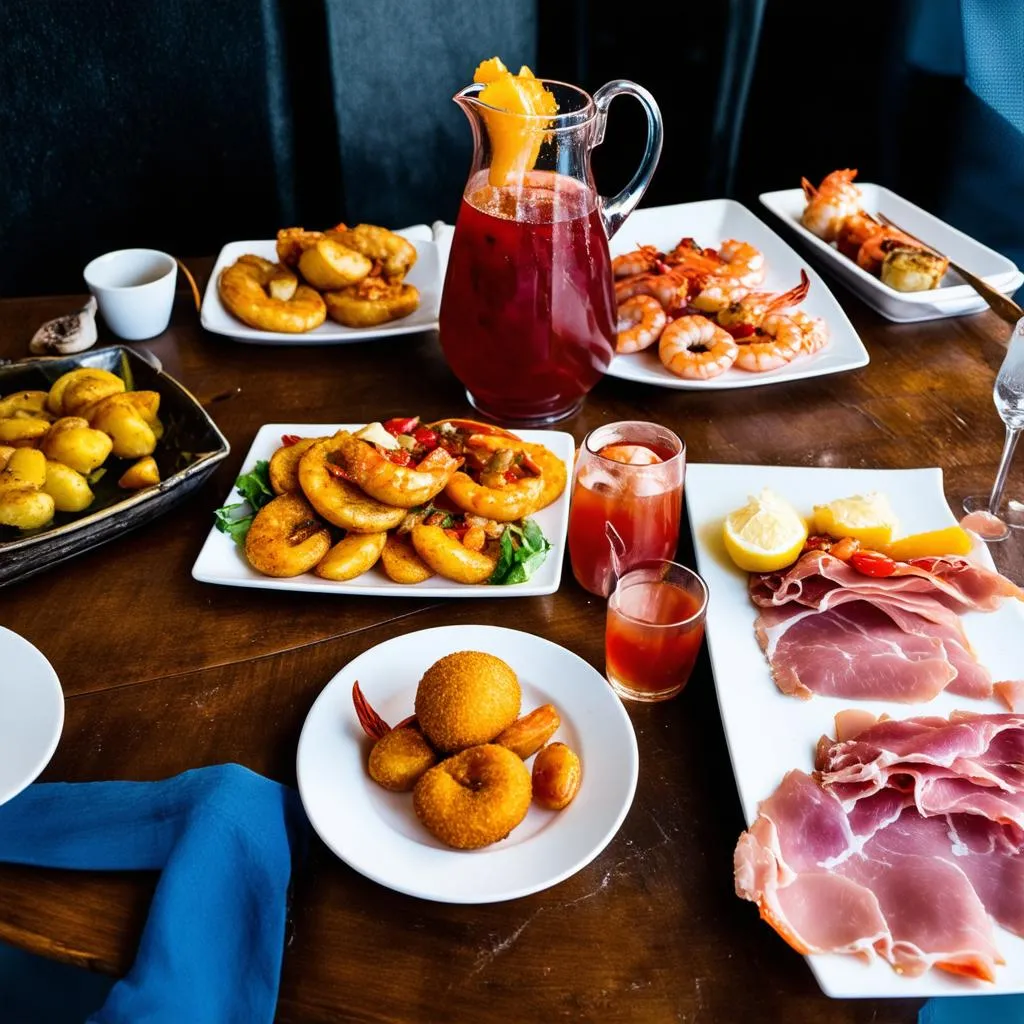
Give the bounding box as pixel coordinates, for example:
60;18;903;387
685;463;1024;997
200;223;442;344
605;198;869;390
760;171;1024;322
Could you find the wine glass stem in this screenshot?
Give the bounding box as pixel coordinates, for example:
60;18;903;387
989;425;1022;512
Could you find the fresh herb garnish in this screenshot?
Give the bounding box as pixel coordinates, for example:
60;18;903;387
489;518;552;585
213;460;273;545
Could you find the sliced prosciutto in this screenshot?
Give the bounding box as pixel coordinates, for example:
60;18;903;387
750;550;1022;703
734;712;1024;982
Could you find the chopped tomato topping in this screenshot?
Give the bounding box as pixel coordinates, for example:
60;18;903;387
325;461;355;483
382;447;414;466
281;433;303;446
849;550;897;578
383;416;420;437
412;426;439;450
416;447;458;471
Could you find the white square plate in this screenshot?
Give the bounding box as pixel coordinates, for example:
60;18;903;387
685;462;1024;999
200;227;441;345
192;423;574;597
759;183;1024;323
605;199;869;390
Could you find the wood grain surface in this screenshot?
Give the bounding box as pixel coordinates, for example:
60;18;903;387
0;260;1020;1023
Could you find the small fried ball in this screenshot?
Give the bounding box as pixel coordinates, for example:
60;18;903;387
367;727;437;792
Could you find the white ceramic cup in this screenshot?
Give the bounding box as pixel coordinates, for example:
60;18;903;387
83;248;177;341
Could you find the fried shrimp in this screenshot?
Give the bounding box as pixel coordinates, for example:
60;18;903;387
788;310;830;355
328;224;418;279
414;650;522;752
713;239;766;288
734;313;803;372
716;270;810;331
337;431;460;508
244;493;332;577
616;295;667;353
614;268;689;311
324;276;420;327
444;434;545;521
612;245;663;278
218;255;327;333
368;727;438;792
800;169;862;242
412;744;532;849
658;316;739;380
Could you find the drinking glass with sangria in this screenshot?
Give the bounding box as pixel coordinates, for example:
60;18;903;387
439;58;663;426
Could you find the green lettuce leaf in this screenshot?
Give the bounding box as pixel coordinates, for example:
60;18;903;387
488;518;552;585
212;461;273;545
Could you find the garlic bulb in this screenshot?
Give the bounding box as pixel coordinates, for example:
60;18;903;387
29;296;99;356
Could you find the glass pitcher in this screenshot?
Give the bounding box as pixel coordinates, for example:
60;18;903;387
438;76;663;426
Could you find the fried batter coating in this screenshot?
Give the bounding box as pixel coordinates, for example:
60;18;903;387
414;651;521;753
368;727;437;792
413;744;531;849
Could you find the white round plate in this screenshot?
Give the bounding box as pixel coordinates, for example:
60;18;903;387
0;627;64;806
296;624;639;903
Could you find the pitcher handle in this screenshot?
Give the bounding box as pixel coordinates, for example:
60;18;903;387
592;80;663;240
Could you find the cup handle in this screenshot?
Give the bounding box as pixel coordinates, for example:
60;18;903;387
592;80;663;240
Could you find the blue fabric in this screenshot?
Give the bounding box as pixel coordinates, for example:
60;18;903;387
961;0;1024;134
920;994;1024;1024
0;764;309;1024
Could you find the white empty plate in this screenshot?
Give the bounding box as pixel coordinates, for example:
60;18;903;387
760;183;1023;322
606;199;869;390
296;624;639;903
0;627;64;806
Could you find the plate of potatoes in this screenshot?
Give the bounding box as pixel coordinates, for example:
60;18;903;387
0;346;230;587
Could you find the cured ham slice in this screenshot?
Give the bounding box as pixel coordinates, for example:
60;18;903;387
734;712;1024;982
750;550;1021;703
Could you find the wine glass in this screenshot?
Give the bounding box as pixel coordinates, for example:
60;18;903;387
962;316;1024;540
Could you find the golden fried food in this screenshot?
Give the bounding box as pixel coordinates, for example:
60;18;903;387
297;436;408;530
531;742;582;810
0;416;50;447
118;456;160;490
219;254;327;333
412;744;532;849
0;391;50;419
267;264;299;301
39;417;112;474
523;441;567;511
414;650;521;753
329;223;417;279
445;434;545;522
298;237;372;290
336;432;458;508
314;530;387;581
243;493;332;577
379;533;433;583
43;460;94;511
495;704;561;760
410;524;499;584
324;277;419;327
269;436;322;495
47;368;124;416
0;488;55;529
368;727;438;792
87;392;161;458
275;227;324;268
880;247;949;292
0;447;46;490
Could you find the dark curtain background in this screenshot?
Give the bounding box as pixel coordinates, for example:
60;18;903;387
1;0;1017;296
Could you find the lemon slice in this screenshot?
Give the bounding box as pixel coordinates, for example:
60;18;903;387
723;489;808;573
812;492;899;548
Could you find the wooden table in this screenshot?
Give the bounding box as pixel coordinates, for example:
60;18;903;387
0;262;1020;1023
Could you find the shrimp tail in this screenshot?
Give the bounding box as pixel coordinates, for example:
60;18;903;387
769;269;811;313
801;176;817;200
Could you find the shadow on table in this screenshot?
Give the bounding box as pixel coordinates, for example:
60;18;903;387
0;941;113;1023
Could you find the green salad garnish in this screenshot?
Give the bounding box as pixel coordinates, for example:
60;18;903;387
489;518;552;585
213;460;273;545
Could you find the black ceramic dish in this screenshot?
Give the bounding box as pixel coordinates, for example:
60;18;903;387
0;346;230;587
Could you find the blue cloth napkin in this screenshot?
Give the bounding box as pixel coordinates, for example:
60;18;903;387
921;994;1024;1024
0;764;309;1024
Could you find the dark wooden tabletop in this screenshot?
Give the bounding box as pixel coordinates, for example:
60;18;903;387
0;258;1021;1023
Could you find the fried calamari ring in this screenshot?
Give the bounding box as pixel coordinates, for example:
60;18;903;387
219;255;326;333
522;441;567;511
335;432;459;508
368;727;438;792
324;277;419;327
268;436;323;495
444;433;545;522
328;224;417;279
412;744;532;849
244;493;332;577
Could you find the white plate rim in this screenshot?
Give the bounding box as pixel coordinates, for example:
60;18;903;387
604;198;870;390
295;624;639;903
190;423;574;597
0;626;64;806
199;231;441;345
684;462;1024;998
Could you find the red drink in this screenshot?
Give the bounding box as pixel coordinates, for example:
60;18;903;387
605;567;708;702
438;171;616;425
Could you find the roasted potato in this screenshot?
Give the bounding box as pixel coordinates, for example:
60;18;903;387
62;374;127;417
118;456;160;490
87;392;161;458
0;487;55;529
40;417;112;474
298;237;372;290
0;415;51;447
269;436;322;495
0;445;16;470
0;447;47;491
0;390;50;419
47;368;124;416
379;533;433;583
410;524;499;584
244;493;332;577
297;438;406;531
314;531;387;581
43;460;94;512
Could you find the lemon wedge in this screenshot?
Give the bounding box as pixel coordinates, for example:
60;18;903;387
723;489;808;573
884;525;973;561
812;492;899;548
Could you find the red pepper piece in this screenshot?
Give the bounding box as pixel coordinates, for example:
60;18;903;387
326;461;355;483
352;681;391;739
412;426;438;450
849;550;897;578
383;416;420;437
281;433;303;446
383;447;414;466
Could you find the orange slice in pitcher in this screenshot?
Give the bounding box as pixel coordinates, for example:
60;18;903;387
473;57;557;187
599;444;663;465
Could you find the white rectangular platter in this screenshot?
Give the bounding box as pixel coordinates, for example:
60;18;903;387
685;462;1024;999
192;423;573;597
760;183;1023;323
604;198;869;390
200;225;440;344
